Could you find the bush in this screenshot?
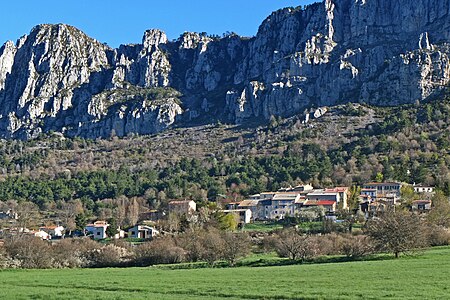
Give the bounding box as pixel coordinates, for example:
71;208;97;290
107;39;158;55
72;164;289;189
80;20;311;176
314;233;345;256
134;237;185;266
88;244;130;268
221;232;251;266
52;238;92;268
176;230;204;262
4;236;53;269
273;228;319;261
340;234;373;259
426;226;450;246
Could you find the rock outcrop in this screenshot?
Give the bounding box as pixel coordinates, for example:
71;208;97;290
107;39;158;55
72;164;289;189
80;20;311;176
1;0;450;138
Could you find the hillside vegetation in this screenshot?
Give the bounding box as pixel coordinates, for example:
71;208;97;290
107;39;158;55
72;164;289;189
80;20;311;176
0;98;449;214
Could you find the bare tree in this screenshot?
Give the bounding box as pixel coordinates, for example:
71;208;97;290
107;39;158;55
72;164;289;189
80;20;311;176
176;229;204;262
365;209;427;258
273;228;318;261
198;228;225;266
427;191;450;228
125;197;140;227
340;234;373;259
4;236;52;268
16;202;40;231
57;199;83;236
221;232;251;266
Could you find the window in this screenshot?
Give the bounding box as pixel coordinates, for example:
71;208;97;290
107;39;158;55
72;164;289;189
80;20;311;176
131;231;136;235
96;232;100;236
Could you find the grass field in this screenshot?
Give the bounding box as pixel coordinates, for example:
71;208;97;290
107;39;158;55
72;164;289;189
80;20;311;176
1;247;449;300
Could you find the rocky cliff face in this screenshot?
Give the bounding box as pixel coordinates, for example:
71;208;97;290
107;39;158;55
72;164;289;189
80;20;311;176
1;0;450;139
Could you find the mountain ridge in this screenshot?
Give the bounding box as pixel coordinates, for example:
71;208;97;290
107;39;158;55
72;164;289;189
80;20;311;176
1;0;450;139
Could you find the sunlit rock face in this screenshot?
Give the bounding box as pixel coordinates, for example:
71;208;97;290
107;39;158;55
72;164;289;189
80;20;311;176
1;0;450;138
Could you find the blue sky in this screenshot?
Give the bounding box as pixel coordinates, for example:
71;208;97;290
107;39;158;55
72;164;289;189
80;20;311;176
0;0;317;47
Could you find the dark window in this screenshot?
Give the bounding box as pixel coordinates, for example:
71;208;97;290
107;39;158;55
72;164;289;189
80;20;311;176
97;232;100;235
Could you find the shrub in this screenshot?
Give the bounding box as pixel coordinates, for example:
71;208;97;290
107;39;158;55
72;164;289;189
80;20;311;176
197;228;226;266
4;236;53;269
52;238;90;268
221;232;251;266
134;237;185;266
426;226;450;246
273;228;319;261
340;234;373;259
88;244;129;267
314;233;345;256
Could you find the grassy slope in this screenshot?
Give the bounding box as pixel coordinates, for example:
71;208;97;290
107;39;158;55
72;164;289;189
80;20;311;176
1;247;449;300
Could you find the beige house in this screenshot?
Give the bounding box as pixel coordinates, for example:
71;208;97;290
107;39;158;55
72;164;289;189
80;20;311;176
168;200;196;215
278;184;314;192
302;200;337;213
249;192;276;200
411;200;432;212
368;201;387;214
238;200;260;220
266;193;301;219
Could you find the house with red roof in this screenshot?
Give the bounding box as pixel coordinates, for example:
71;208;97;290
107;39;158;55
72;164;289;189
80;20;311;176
302;200;337;213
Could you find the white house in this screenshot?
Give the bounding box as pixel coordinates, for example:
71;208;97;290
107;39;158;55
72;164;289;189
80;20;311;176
413;185;435;194
39;225;65;239
360;188;377;199
31;230;50;240
85;221;109;240
363;182;402;197
128;225;159;239
325;187;349;209
0;210;18;220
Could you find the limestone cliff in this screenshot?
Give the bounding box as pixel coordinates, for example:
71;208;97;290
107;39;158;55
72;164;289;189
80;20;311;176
0;0;450;138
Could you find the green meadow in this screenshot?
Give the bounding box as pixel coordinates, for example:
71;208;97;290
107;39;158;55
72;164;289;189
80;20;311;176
1;247;449;300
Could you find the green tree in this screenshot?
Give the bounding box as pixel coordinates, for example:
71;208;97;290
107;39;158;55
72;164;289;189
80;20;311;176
75;213;87;234
219;213;239;231
106;218;118;238
375;172;384;183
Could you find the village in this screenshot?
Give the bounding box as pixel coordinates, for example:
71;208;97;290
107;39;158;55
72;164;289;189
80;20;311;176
0;181;436;242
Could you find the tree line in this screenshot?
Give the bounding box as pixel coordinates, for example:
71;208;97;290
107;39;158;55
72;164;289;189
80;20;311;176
2;204;449;269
